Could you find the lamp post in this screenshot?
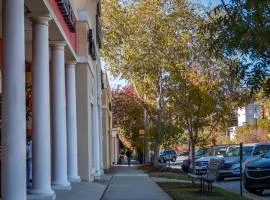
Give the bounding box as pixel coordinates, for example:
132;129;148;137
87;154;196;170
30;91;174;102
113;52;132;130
254;104;259;141
139;129;145;164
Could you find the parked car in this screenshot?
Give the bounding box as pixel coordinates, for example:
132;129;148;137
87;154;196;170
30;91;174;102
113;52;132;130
159;149;177;163
244;149;270;195
218;143;270;181
181;147;209;173
194;145;237;174
177;151;189;163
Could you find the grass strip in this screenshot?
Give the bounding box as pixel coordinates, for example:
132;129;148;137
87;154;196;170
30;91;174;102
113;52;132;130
149;172;191;181
158;182;249;200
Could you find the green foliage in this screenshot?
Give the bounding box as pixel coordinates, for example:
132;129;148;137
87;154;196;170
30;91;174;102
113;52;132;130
102;0;198;166
112;86;144;144
112;85;183;148
235;119;270;143
102;0;248;167
158;182;248;200
203;0;270;95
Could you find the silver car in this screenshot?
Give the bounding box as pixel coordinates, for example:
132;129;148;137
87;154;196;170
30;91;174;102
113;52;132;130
194;145;237;174
218;143;270;181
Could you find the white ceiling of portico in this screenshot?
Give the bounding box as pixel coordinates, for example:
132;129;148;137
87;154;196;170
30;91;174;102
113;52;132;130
0;0;77;62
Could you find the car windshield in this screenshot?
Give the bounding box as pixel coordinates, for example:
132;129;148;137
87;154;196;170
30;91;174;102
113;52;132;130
195;148;206;156
206;146;227;156
226;146;253;157
264;150;270;158
181;152;189;156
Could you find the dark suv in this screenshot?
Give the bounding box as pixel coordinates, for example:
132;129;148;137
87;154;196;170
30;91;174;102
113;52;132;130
159;150;177;163
244;149;270;195
218;143;270;181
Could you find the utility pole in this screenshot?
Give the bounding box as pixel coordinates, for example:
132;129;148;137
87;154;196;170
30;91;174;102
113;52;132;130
254;103;259;141
143;108;147;164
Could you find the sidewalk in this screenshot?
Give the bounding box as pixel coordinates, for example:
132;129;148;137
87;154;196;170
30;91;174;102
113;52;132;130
101;165;172;200
55;178;109;200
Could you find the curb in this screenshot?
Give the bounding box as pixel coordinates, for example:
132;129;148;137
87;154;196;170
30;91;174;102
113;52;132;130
99;175;114;200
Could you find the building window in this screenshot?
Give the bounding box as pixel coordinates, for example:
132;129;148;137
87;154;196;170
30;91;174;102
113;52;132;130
88;29;96;60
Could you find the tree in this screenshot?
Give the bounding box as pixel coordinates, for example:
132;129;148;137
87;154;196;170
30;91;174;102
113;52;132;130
168;56;247;172
112;85;144;145
235;119;270;143
112;85;183;158
102;0;198;166
102;0;248;168
203;0;270;95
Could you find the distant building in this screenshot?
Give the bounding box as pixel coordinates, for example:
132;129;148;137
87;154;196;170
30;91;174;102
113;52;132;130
229;102;262;140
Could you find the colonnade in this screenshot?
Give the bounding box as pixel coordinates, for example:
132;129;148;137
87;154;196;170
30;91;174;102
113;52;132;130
1;2;102;199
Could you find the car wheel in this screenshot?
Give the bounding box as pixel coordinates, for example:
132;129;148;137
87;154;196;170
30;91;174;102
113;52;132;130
171;157;176;162
255;189;264;195
245;187;264;195
160;158;164;163
217;176;224;181
182;166;188;173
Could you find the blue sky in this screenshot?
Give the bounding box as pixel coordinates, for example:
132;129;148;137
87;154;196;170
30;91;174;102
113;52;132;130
201;0;222;7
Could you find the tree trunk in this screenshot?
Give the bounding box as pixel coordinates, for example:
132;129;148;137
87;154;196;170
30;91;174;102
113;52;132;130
191;140;196;184
153;108;162;167
153;142;160;167
153;69;163;167
191;141;196;174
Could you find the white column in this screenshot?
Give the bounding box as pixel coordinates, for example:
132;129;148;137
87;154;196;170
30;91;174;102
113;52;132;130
114;138;119;165
2;1;26;199
94;73;101;177
98;102;104;174
94;108;101;177
50;42;71;190
65;61;81;182
97;63;104;173
30;16;55;198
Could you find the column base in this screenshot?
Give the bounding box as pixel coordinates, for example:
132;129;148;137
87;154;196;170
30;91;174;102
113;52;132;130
94;171;102;180
68;175;81;182
100;169;104;175
28;188;55;200
89;175;95;182
94;175;101;180
27;193;56;200
52;181;71;190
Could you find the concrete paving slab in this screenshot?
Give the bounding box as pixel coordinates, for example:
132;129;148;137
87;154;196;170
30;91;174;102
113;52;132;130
102;166;172;200
55;181;106;200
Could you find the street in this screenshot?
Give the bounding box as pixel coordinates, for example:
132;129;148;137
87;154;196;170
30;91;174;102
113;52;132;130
164;156;270;200
215;178;270;200
102;165;172;200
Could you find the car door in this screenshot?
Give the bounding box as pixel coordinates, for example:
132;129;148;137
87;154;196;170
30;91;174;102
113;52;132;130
164;150;170;160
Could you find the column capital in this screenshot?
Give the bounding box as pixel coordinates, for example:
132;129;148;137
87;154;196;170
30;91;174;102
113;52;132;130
50;41;67;50
30;15;51;26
